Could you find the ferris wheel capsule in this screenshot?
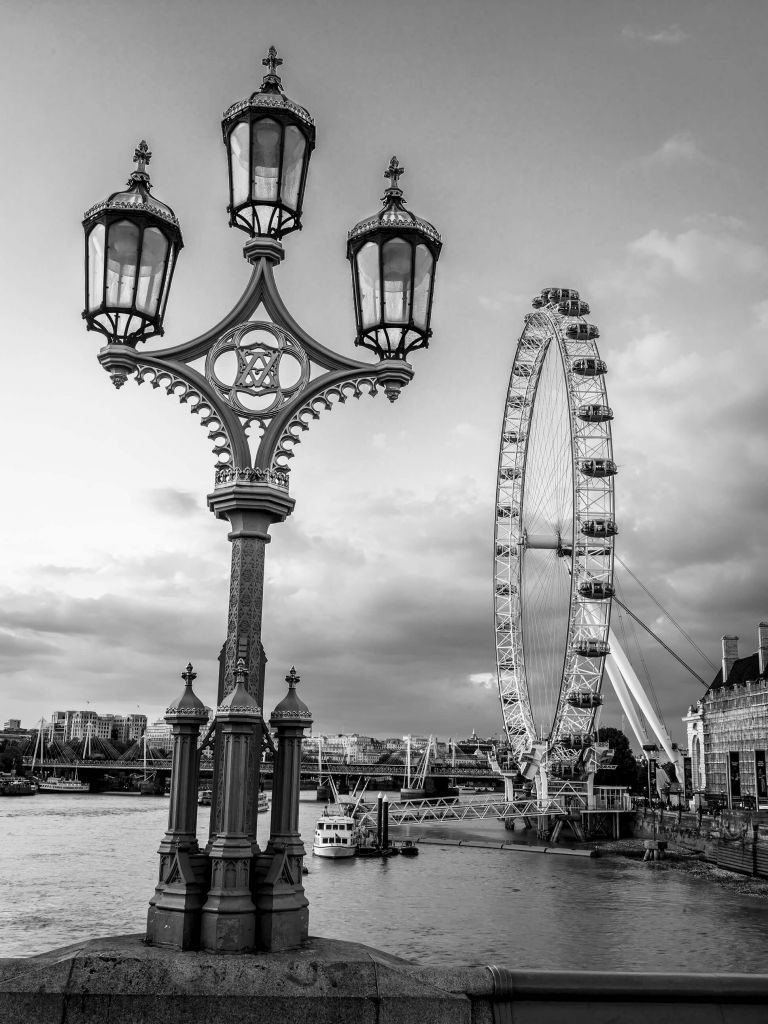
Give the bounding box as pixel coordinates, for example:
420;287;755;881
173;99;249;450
558;299;590;316
577;580;615;599
580;458;617;478
565;322;600;340
572;357;607;377
577;403;613;422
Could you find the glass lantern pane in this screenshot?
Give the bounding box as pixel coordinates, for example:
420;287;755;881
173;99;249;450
382;237;412;324
230;123;250;206
356;242;380;329
87;223;105;312
411;244;434;330
280;126;306;210
252;118;280;201
106;220;140;308
159;247;176;320
136;227;169;316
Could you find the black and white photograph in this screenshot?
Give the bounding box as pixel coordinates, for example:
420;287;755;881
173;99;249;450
1;0;768;1019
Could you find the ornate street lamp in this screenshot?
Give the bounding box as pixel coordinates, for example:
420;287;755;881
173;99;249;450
81;47;441;953
347;156;442;359
82;141;183;371
222;45;315;239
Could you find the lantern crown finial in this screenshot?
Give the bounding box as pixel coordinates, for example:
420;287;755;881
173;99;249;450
127;141;152;189
261;45;284;90
383;156;405;198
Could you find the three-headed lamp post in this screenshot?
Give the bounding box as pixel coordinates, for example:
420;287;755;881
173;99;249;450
81;47;441;953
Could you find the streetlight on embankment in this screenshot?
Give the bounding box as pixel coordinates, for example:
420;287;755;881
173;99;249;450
80;46;441;954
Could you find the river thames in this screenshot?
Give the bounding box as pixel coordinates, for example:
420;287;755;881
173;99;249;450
2;792;768;970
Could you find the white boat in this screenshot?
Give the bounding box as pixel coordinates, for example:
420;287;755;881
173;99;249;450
312;812;357;858
38;776;90;793
258;791;270;814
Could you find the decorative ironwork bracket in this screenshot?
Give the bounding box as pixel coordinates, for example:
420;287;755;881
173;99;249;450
97;240;413;497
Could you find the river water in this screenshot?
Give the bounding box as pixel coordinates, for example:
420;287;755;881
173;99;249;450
2;792;768;971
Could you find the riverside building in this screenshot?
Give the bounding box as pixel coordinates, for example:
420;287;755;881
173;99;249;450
683;622;768;809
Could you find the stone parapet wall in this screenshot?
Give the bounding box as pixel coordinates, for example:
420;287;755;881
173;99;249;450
2;934;768;1023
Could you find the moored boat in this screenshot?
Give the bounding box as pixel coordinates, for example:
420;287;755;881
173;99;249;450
38;776;90;793
258;790;270;814
0;775;36;797
312;813;357;858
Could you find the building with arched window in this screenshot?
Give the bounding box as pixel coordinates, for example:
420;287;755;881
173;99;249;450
683;622;768;809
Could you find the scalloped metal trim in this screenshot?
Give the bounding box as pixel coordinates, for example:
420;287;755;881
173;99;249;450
271;709;312;720
271;376;379;470
214;465;289;489
222;93;314;127
135;364;235;468
347;212;441;244
83;198;181;228
216;703;263;715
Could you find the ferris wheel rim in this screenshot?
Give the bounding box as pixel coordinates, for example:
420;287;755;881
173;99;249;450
493;289;617;769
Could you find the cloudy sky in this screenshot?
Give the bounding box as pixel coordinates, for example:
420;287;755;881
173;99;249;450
1;0;767;747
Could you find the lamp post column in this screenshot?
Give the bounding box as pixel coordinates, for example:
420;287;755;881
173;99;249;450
206;480;295;848
255;667;313;950
200;658;262;953
146;663;209;949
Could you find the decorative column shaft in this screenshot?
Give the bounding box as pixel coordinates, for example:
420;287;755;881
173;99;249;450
200;659;261;953
207;481;295;847
146;664;210;950
255;667;312;951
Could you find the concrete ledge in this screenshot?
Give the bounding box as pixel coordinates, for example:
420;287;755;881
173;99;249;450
2;934;768;1023
0;933;467;1023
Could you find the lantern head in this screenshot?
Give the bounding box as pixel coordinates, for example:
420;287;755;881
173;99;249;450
222;46;315;239
347;157;441;360
82;141;183;353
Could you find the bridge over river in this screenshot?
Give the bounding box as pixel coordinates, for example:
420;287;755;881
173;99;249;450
21;756;499;783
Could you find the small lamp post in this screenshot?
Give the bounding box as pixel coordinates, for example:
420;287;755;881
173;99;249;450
255;666;313;950
81;47;441;953
146;663;209;949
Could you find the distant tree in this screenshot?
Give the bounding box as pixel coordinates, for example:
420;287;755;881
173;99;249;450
0;742;23;773
594;727;644;790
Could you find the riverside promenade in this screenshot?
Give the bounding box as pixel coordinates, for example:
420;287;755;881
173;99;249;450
2;932;768;1023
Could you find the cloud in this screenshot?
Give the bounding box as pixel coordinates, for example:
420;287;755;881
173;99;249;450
622;25;687;45
629;228;768;280
594;224;768;298
469;672;495;690
143;488;201;517
644;131;710;167
753;300;768;329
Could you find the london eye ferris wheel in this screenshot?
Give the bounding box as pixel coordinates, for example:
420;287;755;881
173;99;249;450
494;287;617;777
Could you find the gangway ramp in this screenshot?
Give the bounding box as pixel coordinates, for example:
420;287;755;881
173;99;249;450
354;794;573;828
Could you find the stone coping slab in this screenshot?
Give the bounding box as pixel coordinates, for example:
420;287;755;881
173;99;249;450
3;934;768;1023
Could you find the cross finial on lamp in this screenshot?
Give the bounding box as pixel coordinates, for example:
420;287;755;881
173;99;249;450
262;45;283;81
384;156;404;189
181;662;197;686
133;140;152;175
285;666;300;689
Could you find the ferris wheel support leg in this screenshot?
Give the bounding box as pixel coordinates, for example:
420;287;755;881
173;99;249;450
603;654;649;755
607;630;676;764
535;766;549;807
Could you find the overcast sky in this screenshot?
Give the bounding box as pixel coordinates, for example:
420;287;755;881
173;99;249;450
1;0;767;748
